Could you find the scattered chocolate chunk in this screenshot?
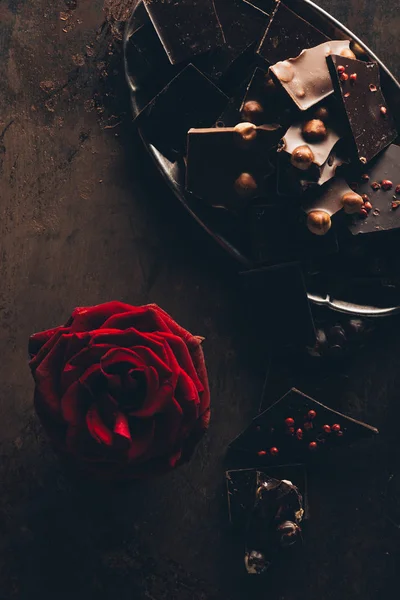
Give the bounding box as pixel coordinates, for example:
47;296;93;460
327;55;398;164
241;263;316;348
186;122;281;210
257;2;329;65
143;0;224;65
270;40;351;111
347;144;400;235
136;65;228;161
228;388;379;462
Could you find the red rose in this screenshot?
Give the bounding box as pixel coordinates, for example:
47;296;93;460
29;302;210;480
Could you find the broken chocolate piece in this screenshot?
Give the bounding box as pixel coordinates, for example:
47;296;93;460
347;144;400;235
214;0;269;57
327;54;398;164
241;263;316;348
186;123;281;210
229;388;379;462
240;67;291;125
302;177;357;223
257;2;329;65
245;475;304;574
143;0;224;65
270;40;351;111
136;65;228;161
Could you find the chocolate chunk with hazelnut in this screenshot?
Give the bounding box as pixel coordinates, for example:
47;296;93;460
307;210;332;235
341;191;364;214
241;100;264;125
234;173;258;198
302;119;328;143
291;145;315;171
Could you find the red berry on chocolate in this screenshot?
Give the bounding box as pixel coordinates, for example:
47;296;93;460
344;92;350;98
308;410;317;420
364;201;372;211
369;84;377;92
332;424;341;432
296;428;303;440
340;72;349;82
391;201;400;210
322;424;331;434
381;179;393;191
285;417;295;427
287;427;295;435
269;447;279;457
309;441;318;451
361;174;370;181
361;194;370;202
395;185;400;194
371;181;381;190
303;421;313;431
349;73;357;82
360;207;368;218
258;450;267;456
380;106;387;116
337;65;345;74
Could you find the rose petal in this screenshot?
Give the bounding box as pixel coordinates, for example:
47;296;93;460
69;302;135;332
113;412;131;441
86;405;113;446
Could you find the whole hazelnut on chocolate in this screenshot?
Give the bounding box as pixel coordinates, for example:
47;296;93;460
234;172;258;198
276;521;301;548
291;145;315;171
313;106;330;122
241;100;264;124
302;119;328;143
340;47;357;59
307;210;332;236
234;121;257;145
341;191;364;214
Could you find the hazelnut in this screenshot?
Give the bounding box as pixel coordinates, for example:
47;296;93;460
234;121;257;145
340;47;356;59
341;191;364;214
241;100;264;124
301;119;327;143
234;172;258;198
276;521;301;548
307;210;332;236
291;145;315;171
313;106;330;122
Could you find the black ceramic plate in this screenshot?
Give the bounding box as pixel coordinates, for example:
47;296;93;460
124;0;400;317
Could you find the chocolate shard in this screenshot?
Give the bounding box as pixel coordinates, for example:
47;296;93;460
143;0;225;65
228;387;379;462
135;65;228;162
245;476;304;574
240;263;316;348
250;204;338;265
257;2;329;65
185;123;281;210
270;40;351;111
327;54;398;165
347;144;400;235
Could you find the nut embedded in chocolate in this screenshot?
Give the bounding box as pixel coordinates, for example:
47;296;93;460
291;145;315;171
301;119;327;143
276;521;301;548
241;100;264;124
313;106;330;122
341;191;364;214
307;210;332;235
234;121;257;144
234;172;258;198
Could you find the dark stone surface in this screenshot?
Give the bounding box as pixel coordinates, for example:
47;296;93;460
0;1;399;599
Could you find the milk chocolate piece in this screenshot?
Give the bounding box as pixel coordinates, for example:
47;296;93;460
136;65;228;161
257;2;329;65
327;55;398;164
241;263;316;348
186;123;281;210
229;387;379;462
347;144;400;235
270;40;351;111
143;0;224;65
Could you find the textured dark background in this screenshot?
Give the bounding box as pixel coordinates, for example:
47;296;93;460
0;1;399;599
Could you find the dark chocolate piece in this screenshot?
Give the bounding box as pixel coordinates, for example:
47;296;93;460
245;476;304;574
143;0;224;65
347;144;400;235
186;123;281;210
229;387;379;462
257;2;329;65
214;0;268;57
215;76;253;127
136;65;228;161
270;40;351;111
240;67;292;125
327;54;398;164
243;0;278;16
241;263;316;348
250;204;338;265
